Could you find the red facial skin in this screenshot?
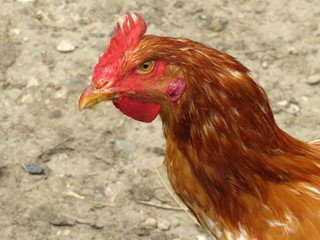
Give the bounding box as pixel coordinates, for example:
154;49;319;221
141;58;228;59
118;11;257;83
105;60;185;123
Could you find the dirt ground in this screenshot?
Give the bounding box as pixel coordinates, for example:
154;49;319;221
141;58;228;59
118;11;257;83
1;0;320;239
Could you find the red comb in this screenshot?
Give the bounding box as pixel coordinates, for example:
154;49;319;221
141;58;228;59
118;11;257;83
92;12;147;84
108;11;147;54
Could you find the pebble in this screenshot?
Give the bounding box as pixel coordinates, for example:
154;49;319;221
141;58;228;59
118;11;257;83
286;103;300;114
21;94;34;103
57;41;75;53
196;234;208;240
114;139;136;153
27;76;39;87
219;17;229;25
55;89;67;98
90;222;104;229
277;100;289;108
306;74;320;85
36;11;46;21
143;218;157;229
261;61;268;69
157;219;170;231
208;18;228;32
63;229;71;236
287;46;298;55
22;163;44;175
49;110;62;119
11;28;21;35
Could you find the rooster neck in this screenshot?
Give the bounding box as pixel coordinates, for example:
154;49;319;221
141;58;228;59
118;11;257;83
161;69;320;189
137;34;320;239
160;60;320;238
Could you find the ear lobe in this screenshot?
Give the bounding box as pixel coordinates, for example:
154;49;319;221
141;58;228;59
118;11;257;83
167;77;186;102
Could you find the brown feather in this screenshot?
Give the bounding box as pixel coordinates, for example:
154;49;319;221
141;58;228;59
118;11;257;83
131;35;320;239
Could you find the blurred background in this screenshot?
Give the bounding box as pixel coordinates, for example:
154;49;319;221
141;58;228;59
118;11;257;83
0;0;319;239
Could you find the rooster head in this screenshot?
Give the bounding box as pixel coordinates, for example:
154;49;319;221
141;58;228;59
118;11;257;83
79;12;186;123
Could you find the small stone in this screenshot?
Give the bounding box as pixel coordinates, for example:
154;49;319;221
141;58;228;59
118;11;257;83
157;219;170;231
277;100;289;108
219;17;229;25
49;110;62;119
55;89;67;98
306;74;320;85
11;28;21;35
199;15;208;20
21;94;34;103
36;11;45;21
143;218;157;229
63;229;71;236
79;17;91;25
196;234;208;240
208;17;228;32
208;21;224;32
57;41;75;53
287;103;300;114
90;222;104;229
287;46;298;55
114;140;136;153
27;76;39;87
22;163;44;175
262;61;268;69
50;216;75;226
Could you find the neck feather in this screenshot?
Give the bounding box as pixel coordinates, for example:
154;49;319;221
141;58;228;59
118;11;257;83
158;43;320;233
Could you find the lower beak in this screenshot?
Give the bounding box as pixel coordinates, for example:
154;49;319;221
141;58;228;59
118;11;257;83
78;84;119;111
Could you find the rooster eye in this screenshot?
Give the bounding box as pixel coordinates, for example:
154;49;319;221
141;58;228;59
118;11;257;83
137;61;153;73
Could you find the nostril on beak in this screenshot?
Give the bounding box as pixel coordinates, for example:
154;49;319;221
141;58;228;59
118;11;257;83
96;80;110;89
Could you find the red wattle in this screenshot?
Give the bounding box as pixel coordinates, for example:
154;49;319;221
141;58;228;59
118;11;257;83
113;93;160;123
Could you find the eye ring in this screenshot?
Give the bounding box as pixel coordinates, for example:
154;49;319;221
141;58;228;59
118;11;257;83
137;61;154;73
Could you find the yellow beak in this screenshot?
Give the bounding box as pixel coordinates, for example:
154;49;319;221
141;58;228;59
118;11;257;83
78;84;119;111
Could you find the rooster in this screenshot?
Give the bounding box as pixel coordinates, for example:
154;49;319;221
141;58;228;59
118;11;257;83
79;12;320;239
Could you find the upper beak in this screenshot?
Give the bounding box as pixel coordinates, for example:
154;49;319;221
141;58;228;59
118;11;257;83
78;83;119;111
